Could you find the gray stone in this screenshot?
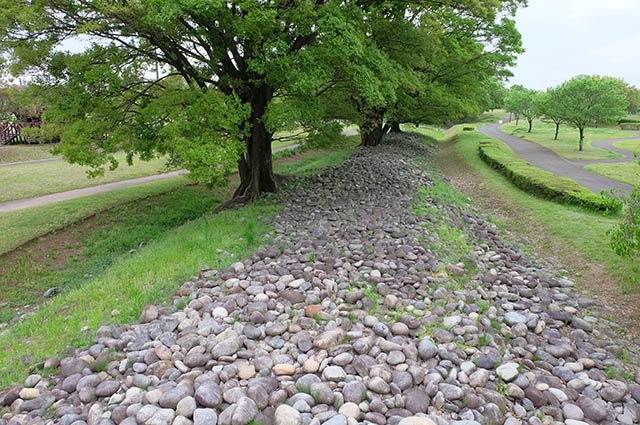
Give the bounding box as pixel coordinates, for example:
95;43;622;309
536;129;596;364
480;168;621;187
193;408;218;425
195;382;222;408
418;338;438;360
504;312;526;326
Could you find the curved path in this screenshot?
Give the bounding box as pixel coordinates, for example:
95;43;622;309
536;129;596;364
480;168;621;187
478;122;635;196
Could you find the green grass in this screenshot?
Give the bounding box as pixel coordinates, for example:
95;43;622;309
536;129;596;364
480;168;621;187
0;140;359;387
451;125;639;287
0;205;272;387
0;144;57;164
613;139;640;154
0;152;174;203
0;176;192;255
402;124;445;141
275;136;359;176
501;121;633;161
585;162;640;188
0;184;222;312
479;138;619;212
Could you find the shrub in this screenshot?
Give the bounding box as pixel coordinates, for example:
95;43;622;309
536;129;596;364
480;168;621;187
620;123;640;131
478;139;621;212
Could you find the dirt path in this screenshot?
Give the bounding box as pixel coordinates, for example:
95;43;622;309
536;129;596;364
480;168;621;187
478;122;635;195
434;136;640;336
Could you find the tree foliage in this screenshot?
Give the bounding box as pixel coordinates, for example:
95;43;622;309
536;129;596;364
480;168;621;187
556;75;629;151
0;0;526;198
504;85;539;132
536;88;564;140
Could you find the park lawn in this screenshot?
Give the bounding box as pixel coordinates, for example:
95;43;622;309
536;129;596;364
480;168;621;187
0;176;192;255
0;144;57;164
613;139;640;154
447;124;639;290
0;152;174;203
500;121;633;161
585;163;640;188
401;124;444;140
0;141;360;386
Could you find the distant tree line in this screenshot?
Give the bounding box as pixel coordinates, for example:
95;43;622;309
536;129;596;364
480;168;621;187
503;76;634;151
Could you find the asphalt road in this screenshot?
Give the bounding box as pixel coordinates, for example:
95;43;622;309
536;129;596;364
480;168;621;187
478;122;635;196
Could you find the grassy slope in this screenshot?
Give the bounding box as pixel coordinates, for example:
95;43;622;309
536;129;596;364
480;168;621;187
0;145;57;164
500;121;633;161
0;141;358;387
451;125;639;289
0;185;222;315
0;176;192;255
0;153;173;203
585;163;640;188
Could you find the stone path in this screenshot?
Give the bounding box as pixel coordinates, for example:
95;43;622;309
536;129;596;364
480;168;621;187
1;132;639;425
478;123;637;195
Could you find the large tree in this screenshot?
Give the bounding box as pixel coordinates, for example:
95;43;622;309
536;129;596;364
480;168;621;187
557;75;629;151
347;1;524;145
304;1;524;146
0;0;385;201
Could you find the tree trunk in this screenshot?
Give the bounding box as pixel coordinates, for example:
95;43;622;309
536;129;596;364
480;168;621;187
389;121;402;133
579;127;584;151
233;84;277;201
515;114;519;126
528;119;533;133
554;122;559;140
360;114;385;147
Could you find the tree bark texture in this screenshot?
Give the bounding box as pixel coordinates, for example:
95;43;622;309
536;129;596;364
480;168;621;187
389;121;402;133
579;127;584;151
359;112;385;147
233;84;277;201
528;119;533;133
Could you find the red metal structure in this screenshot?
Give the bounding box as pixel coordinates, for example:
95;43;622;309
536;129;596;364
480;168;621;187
0;121;41;145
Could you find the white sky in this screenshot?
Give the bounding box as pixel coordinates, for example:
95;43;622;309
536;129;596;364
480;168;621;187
508;0;640;90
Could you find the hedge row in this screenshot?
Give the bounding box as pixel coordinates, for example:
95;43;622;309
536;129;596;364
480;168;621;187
478;139;621;212
620;123;640;131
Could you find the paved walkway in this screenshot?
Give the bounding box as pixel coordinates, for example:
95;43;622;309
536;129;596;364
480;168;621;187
0;142;312;213
0;171;189;213
478;122;636;195
0;157;64;167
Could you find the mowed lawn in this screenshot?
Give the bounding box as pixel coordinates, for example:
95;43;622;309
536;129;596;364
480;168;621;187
0;152;174;203
585;163;640;188
0;176;192;255
614;139;640;154
500;121;634;161
0;144;58;164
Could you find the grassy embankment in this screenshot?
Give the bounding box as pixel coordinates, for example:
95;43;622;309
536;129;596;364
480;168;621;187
0;136;359;387
438;124;639;294
501;121;633;161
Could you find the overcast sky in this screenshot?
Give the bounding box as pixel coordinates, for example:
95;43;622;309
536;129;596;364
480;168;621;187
508;0;640;90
